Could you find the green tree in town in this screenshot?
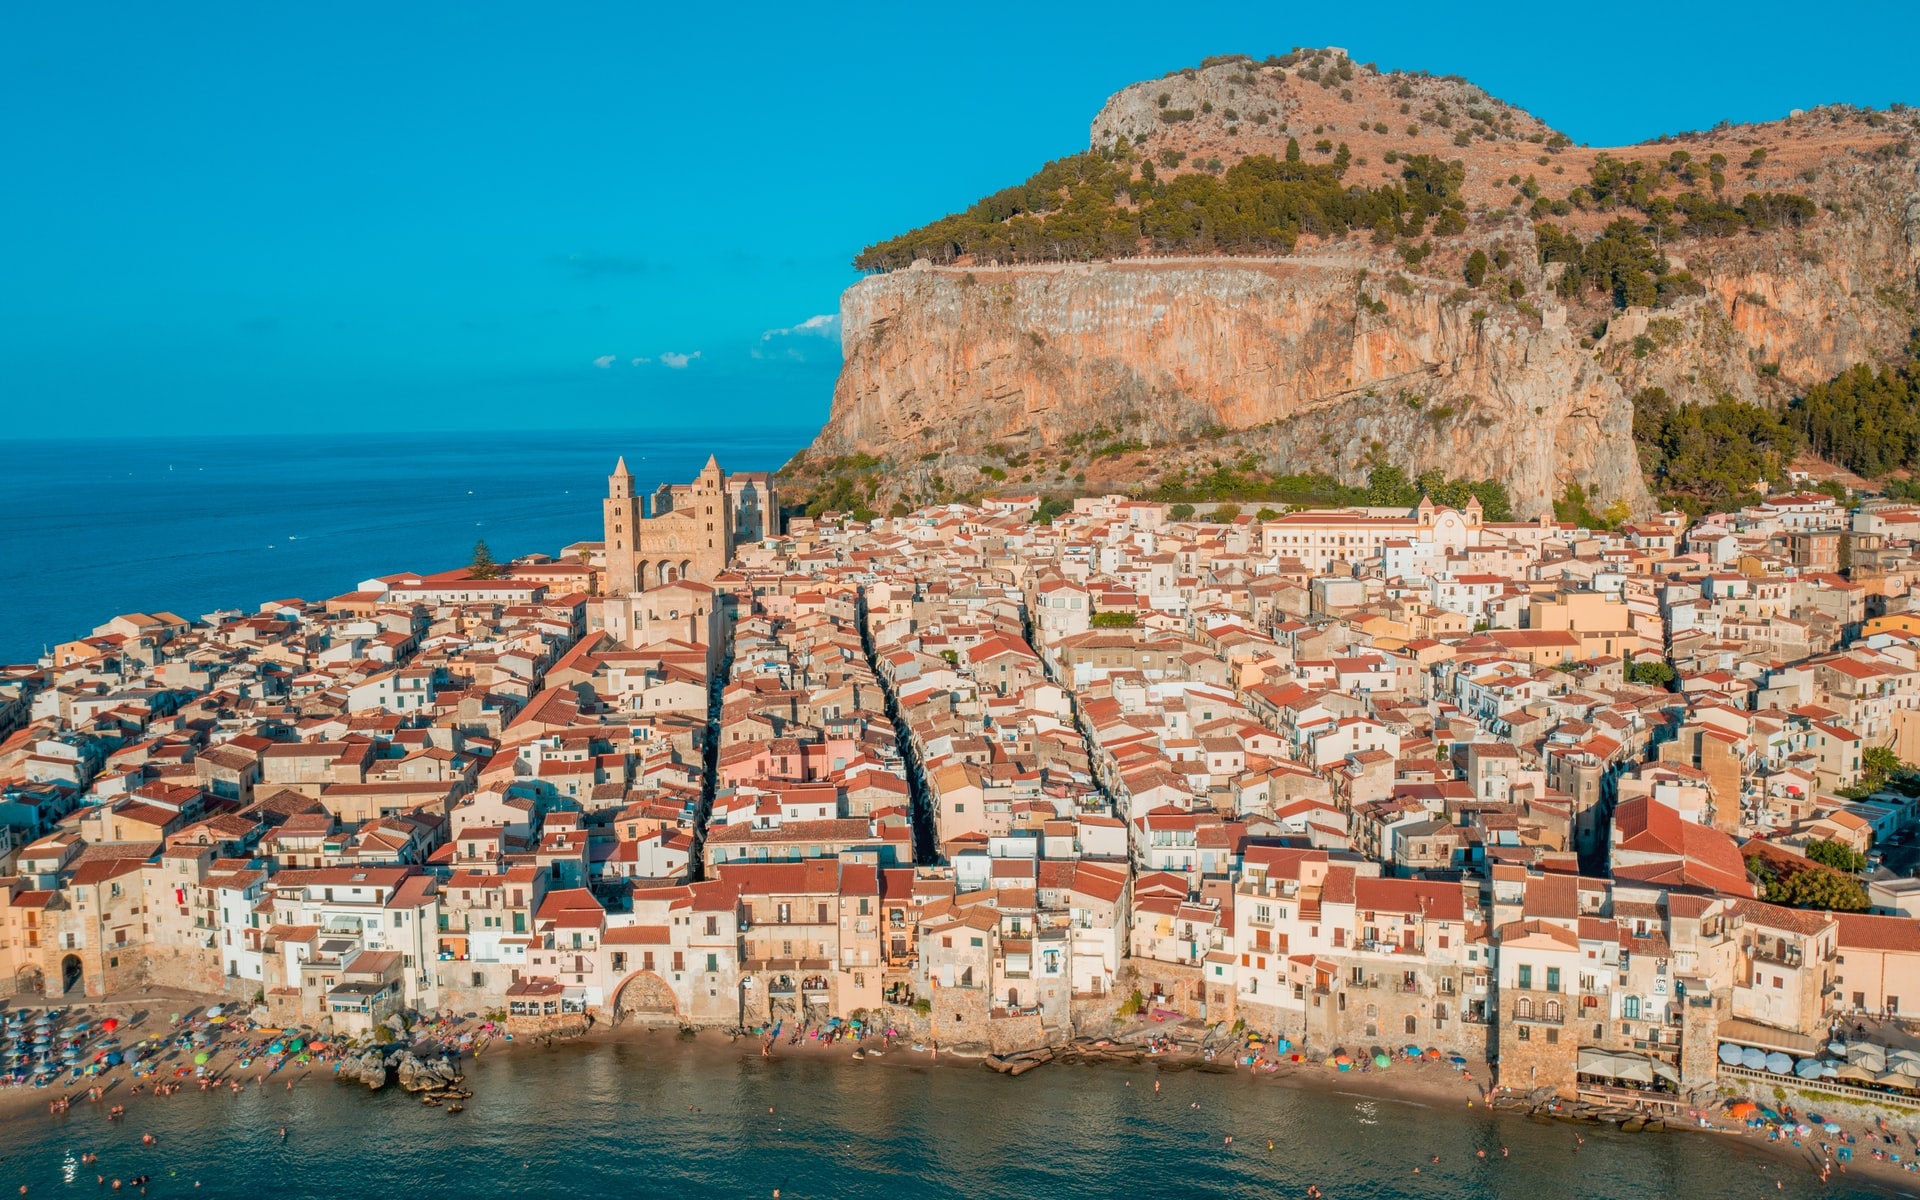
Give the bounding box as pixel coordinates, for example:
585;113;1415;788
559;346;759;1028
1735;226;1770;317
469;540;501;579
1626;659;1676;687
1804;838;1867;874
1747;855;1871;912
1168;503;1196;520
1860;745;1905;793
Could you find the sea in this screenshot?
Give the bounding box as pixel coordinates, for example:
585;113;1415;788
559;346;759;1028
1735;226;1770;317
0;1039;1888;1199
0;429;815;666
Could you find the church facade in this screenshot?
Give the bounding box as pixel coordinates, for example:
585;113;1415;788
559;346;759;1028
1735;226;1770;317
590;455;777;657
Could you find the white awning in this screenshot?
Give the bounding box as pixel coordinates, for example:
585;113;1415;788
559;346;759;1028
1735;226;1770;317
1578;1048;1655;1083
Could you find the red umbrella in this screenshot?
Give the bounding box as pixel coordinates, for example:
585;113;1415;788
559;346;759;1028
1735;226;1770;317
101;1019;120;1033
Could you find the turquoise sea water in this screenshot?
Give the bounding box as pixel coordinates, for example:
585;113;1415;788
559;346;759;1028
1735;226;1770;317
0;1038;1885;1199
0;428;812;665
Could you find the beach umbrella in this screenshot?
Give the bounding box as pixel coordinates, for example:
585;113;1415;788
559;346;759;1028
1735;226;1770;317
1718;1043;1744;1066
1765;1052;1794;1075
100;1019;118;1033
1728;1101;1758;1119
1847;1042;1886;1067
1828;1041;1847;1056
1794;1058;1824;1079
193;1052;209;1065
1403;1045;1422;1058
1449;1055;1468;1067
1373;1053;1392;1069
207;1005;224;1018
1740;1047;1768;1070
1423;1047;1440;1059
1333;1052;1351;1065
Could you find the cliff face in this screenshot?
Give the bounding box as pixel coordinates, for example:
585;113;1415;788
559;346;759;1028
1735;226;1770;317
801;54;1920;518
818;255;1651;516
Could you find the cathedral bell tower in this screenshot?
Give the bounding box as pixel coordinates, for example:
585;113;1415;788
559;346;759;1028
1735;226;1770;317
603;456;639;595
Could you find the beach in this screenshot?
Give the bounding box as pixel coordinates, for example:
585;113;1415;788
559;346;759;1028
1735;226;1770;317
0;992;1906;1198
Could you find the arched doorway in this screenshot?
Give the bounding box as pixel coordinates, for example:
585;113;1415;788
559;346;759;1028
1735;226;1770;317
611;970;678;1024
59;954;83;996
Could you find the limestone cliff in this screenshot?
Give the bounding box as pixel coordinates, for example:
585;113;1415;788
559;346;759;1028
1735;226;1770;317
819;254;1649;516
797;53;1920;518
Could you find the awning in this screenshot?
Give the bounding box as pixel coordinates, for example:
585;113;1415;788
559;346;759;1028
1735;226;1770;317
1578;1048;1655;1083
1717;1018;1822;1057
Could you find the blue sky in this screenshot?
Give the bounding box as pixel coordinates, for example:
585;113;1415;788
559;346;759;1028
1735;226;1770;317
4;2;1916;439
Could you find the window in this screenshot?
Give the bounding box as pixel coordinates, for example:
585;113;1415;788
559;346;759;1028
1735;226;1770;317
1517;965;1532;990
705;953;718;973
1546;967;1560;993
1623;995;1640;1019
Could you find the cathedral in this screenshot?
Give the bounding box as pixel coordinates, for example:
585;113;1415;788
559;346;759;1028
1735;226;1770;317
590;454;778;655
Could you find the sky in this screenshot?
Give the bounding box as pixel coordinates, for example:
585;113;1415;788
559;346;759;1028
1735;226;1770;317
4;2;1917;439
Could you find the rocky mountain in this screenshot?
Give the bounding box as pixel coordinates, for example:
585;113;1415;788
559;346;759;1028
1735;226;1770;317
791;50;1920;519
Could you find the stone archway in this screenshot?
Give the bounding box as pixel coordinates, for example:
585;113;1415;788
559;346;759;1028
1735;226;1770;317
612;970;679;1024
59;955;83;996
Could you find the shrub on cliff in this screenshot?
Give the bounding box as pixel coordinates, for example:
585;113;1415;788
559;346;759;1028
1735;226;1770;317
1789;338;1920;479
853;148;1467;269
1536;219;1703;310
1631;386;1799;513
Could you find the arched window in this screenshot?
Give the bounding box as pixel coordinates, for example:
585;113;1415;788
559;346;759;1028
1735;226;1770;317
1516;996;1533;1019
1544;999;1561;1023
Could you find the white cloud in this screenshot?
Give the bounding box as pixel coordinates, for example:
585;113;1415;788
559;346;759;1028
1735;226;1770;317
754;313;841;359
659;351;701;369
630;356;651;366
592;354;617;369
766;314;838;339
